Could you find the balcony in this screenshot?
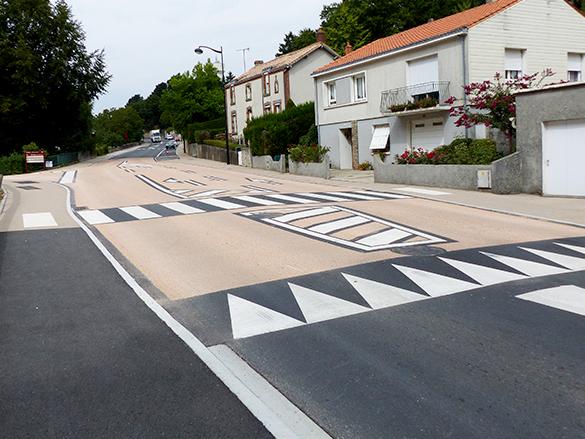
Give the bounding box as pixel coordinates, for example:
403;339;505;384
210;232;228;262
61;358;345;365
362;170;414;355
380;81;450;115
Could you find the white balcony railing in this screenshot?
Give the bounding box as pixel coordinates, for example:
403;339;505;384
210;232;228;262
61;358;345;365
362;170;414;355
380;81;450;114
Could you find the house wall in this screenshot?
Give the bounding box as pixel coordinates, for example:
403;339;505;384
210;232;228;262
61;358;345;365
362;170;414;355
468;0;585;83
289;49;336;105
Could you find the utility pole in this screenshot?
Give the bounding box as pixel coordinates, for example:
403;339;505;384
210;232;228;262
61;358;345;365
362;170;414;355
236;47;249;72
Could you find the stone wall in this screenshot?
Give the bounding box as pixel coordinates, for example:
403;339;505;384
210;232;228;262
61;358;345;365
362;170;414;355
491;152;522;194
251;155;286;173
289;158;330;179
187;143;238;164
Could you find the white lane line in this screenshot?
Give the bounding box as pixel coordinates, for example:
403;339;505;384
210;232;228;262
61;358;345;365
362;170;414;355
517;285;585;317
120;206;162;220
395;187;451;196
324;192;382;201
197;198;246;210
342;273;427;309
355;228;411;246
309;216;370;234
265;194;317;204
59;184;330;439
295;193;347;202
77;210;115;225
161;202;204;215
353;190;411;199
272;207;338;223
135;174;188;199
233;196;284;206
193;189;229;198
59;170;76;184
22;212;58;228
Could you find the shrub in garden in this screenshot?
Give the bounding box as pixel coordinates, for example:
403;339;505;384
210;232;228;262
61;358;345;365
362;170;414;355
395;138;501;165
288;144;329;163
0;152;25;175
357;161;373;170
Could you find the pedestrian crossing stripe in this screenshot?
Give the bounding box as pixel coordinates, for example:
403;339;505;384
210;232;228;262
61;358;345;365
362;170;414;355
227;242;585;339
247;206;447;252
75;190;410;225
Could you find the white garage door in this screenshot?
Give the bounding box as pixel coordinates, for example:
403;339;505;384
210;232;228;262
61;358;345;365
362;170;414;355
411;118;444;150
543;119;585;197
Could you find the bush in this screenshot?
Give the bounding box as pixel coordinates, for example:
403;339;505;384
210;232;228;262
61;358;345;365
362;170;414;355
395;138;501;165
0;152;25;175
202;139;239;150
95;144;109;156
357;161;373;170
288;144;329;163
22;142;41;152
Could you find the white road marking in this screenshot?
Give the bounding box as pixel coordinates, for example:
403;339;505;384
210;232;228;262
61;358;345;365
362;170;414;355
77;210;115;225
481;252;568;277
355;229;411;246
439;257;526;286
120;206;161;220
272;207;337;223
233;196;283;206
59;170;76;184
22;212;58;228
288;283;370;323
59;184;330;439
392;265;478;297
136;174;188;199
161;202;204;215
308;216;370;234
324;192;382;201
228;294;304;339
353;190;411;199
342;273;427;309
185;179;206;187
555;242;585;256
295;193;347;202
517;285;585;317
265;194;317;204
193;189;229;198
520;247;585;271
395;187;451;196
197;198;246;210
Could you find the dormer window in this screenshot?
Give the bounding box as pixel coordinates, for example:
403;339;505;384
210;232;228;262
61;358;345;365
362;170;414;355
245;83;252;101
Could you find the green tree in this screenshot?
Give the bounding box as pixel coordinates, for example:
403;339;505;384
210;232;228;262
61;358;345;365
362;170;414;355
159;61;224;136
93;106;144;147
142;82;168;129
0;0;110;154
276;28;317;56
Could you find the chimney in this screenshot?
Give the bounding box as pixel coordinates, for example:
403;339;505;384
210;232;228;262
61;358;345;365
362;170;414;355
316;27;327;44
344;42;353;55
254;60;264;66
428;18;434;23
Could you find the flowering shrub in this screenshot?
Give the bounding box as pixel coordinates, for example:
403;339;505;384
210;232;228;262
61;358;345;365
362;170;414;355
395;147;441;164
446;69;556;153
390;97;439;113
288;144;329;163
395;138;501;165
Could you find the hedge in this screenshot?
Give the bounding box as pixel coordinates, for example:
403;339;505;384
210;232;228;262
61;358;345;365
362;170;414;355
0;152;25;175
395;138;502;165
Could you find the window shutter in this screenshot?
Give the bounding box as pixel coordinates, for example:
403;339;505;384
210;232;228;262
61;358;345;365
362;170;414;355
505;49;523;71
369;125;390;150
568;53;582;72
407;55;438;86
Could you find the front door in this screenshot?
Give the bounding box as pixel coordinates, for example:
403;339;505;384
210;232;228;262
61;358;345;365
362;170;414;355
339;128;353;170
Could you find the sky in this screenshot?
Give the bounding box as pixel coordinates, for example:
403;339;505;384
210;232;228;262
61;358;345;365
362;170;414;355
66;0;330;113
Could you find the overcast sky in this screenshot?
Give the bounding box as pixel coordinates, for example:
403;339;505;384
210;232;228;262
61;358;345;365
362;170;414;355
66;0;330;113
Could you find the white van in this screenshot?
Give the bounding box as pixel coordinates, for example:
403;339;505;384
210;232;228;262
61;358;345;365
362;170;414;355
150;130;161;143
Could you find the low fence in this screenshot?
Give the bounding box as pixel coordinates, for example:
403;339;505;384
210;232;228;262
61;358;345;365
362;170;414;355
46;151;78;168
187;143;238;164
289;158;330;179
251;155;286;173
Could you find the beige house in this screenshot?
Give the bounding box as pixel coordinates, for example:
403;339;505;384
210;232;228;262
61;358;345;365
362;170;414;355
312;0;585;169
225;35;337;141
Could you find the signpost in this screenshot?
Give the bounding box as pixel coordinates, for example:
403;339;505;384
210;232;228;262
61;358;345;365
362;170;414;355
25;151;46;173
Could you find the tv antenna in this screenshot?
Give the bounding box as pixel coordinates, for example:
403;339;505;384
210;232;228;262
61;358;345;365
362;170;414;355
236;47;250;72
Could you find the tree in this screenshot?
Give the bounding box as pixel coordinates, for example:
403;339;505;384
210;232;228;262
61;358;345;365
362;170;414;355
159;61;224;135
93;107;144;147
0;0;110;154
276;28;317;56
142;82;168;129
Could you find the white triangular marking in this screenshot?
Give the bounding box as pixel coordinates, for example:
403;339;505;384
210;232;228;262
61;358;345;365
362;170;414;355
517;285;585;317
392;265;478;297
520;247;585;271
555;242;585;256
227;294;304;339
481;252;568;277
342;273;427;309
288;283;369;323
439;257;526;286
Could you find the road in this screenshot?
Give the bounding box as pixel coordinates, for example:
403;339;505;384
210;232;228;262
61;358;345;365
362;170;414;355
2;143;585;438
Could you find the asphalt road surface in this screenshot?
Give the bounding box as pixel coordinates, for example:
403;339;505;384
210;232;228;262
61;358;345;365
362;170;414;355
2;149;585;438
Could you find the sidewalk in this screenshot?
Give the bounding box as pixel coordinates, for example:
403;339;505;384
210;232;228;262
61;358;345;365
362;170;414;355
176;149;585;228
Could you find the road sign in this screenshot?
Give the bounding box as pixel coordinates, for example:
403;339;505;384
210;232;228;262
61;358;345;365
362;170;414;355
25;151;46;173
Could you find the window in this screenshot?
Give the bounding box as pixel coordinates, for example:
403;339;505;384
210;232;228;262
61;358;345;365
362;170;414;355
407;55;438;86
263;102;271;115
229;86;236;105
273;101;282;114
230;111;237;134
505;49;524;79
369;124;390;151
245;84;252;101
568;53;583;82
327;82;337;105
263;74;271;96
246;107;253;122
274;78;279;94
354;75;366;100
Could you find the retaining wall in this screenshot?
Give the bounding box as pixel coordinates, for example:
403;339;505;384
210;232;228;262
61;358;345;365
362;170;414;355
289;158;330;179
251;155;286;173
187;143;238;164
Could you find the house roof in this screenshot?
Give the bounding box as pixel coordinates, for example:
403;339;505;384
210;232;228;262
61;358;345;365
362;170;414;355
313;0;523;75
231;42;337;86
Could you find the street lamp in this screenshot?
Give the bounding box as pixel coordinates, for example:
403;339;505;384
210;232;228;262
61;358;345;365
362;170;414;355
194;45;231;165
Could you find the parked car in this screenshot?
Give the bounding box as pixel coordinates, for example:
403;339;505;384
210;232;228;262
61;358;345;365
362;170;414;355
165;133;174;140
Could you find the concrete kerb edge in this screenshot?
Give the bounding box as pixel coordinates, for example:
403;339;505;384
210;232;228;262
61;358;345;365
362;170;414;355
59;183;331;439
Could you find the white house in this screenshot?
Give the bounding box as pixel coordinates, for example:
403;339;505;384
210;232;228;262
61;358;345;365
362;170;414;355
226;33;337;140
312;0;585;169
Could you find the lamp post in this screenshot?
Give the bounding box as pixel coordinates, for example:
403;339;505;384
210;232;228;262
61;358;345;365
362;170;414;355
194;45;230;165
